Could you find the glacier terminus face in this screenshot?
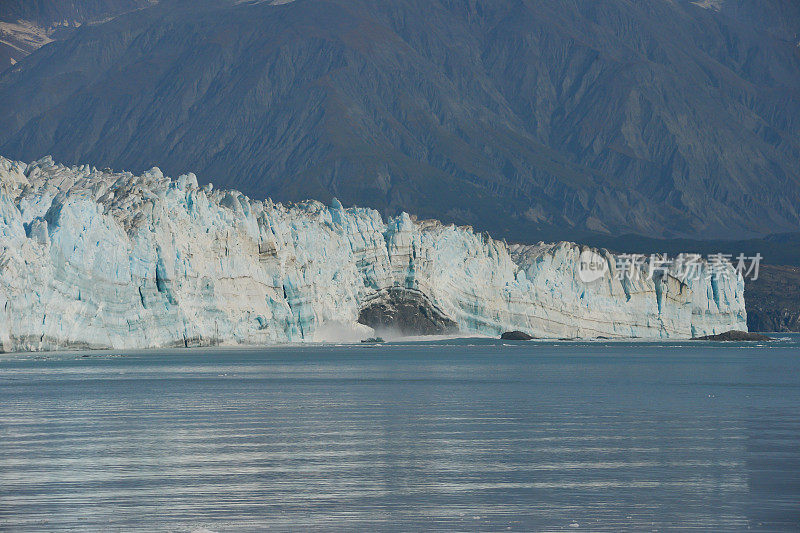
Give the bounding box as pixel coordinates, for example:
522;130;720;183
0;156;747;352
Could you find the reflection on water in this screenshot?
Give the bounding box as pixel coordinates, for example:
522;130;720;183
2;338;799;531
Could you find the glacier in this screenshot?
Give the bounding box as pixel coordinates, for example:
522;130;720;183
0;156;746;352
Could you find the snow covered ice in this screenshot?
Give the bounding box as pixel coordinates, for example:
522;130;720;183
0;156;746;352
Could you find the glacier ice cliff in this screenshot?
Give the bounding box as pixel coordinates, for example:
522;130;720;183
0;156;746;352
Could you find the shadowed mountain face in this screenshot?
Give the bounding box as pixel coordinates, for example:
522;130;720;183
0;0;799;243
746;265;800;332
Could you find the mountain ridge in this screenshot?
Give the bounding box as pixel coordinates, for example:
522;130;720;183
0;0;798;244
0;0;157;69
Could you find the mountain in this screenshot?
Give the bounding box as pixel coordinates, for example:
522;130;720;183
746;265;800;332
0;155;746;352
0;0;156;70
0;0;798;245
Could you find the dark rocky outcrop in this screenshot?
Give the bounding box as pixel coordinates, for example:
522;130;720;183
357;288;458;336
693;330;773;342
745;265;800;333
501;331;534;341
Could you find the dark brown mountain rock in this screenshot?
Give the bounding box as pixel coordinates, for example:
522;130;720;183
0;0;798;244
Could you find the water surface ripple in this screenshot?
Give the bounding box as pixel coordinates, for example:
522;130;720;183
2;338;799;530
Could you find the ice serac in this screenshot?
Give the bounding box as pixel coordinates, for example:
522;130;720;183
0;156;747;352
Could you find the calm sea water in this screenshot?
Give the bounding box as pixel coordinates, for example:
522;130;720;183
1;337;799;531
